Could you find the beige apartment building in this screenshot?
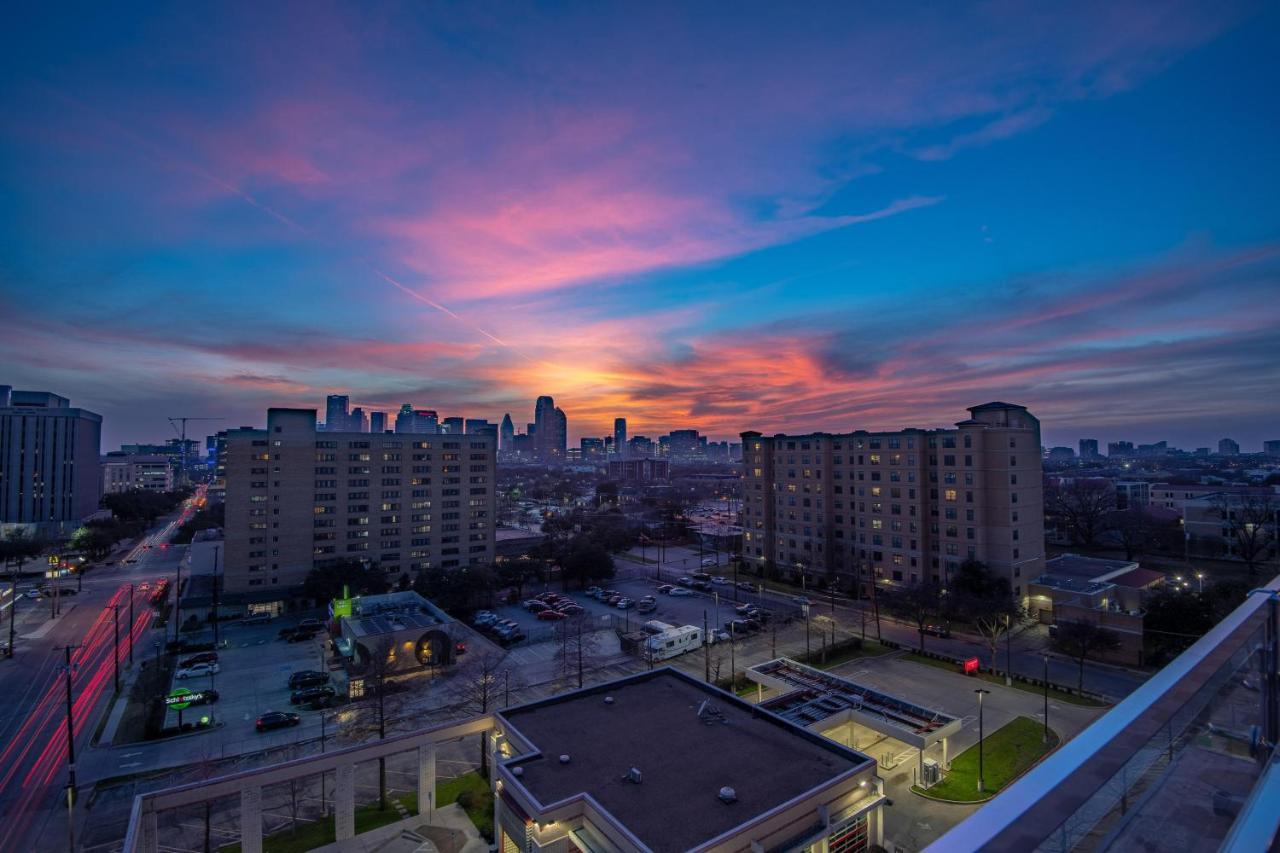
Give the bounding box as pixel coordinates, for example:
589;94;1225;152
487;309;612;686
223;408;495;597
741;402;1045;602
101;454;174;494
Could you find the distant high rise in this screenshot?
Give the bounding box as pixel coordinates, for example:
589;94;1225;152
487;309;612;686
442;416;464;434
1079;439;1099;460
614;418;627;458
533;396;566;463
1218;438;1240;456
580;437;605;457
349;407;368;433
1108;441;1134;458
325;395;350;432
1;386;103;535
369;411;386;434
394;405;438;434
1265;440;1280;458
499;414;515;453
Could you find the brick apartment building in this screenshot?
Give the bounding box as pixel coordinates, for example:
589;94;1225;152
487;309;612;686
741;402;1045;603
222;408;495;598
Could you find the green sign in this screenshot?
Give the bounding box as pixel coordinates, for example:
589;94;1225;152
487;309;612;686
166;688;194;710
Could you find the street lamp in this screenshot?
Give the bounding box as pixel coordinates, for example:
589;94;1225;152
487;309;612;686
974;688;991;792
1042;655;1050;744
1196;572;1204;594
803;603;811;658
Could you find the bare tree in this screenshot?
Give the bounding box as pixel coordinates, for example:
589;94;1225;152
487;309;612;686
348;637;402;810
1048;479;1116;547
1051;620;1120;694
552;613;599;689
879;581;943;652
1212;493;1277;577
449;649;509;778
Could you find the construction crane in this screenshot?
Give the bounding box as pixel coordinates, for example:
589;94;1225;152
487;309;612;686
168;417;224;486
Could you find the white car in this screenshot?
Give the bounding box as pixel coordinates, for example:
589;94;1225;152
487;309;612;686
176;662;220;679
668;587;693;597
701;558;717;567
710;576;729;586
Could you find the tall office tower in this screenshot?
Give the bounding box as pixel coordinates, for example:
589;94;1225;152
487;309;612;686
1265;440;1280;458
442;416;464;434
1108;441;1135;458
0;386;103;536
534;396;567;463
325;395;351;432
350;407;369;433
1079;439;1099;460
499;414;514;453
395;404;415;434
741;402;1045;604
1218;438;1240;456
222;408;496;599
369;411;386;434
614;418;627;458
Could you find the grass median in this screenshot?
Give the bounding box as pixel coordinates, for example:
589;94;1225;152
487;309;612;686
913;716;1058;802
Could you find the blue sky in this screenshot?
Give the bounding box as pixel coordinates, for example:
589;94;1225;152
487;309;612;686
1;1;1277;450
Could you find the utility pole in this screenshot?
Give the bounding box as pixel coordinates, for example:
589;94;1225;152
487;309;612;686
703;610;710;683
112;603;121;694
211;546;221;646
128;583;135;663
57;644;81;853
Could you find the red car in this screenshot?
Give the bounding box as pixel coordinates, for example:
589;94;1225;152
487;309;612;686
537;609;567;621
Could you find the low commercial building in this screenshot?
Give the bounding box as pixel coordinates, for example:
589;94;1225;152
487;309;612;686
102;453;174;494
336;590;459;680
1028;554;1165;666
495;668;886;852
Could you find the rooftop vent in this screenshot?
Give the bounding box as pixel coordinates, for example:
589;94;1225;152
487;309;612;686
626;767;642;784
559;754;571;764
718;786;737;804
604;696;615;705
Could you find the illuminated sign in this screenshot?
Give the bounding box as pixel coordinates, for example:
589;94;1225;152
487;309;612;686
963;657;980;674
166;688;197;710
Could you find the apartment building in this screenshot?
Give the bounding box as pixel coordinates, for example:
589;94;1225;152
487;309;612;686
223;408;495;597
101;453;174;494
741;402;1044;602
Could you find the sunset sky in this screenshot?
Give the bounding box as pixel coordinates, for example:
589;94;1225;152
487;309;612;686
2;2;1278;450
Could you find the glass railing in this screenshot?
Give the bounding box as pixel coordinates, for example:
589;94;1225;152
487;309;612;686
928;577;1280;853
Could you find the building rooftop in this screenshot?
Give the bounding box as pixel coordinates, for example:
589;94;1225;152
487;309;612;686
1109;567;1166;589
1031;573;1114;596
343;591;451;639
1045;553;1138;582
499;668;871;853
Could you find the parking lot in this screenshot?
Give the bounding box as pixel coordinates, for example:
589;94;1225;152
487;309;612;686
484;576;802;642
162;617;335;750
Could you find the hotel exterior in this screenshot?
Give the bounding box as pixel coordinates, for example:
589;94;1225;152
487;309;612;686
741;402;1045;601
222;408;495;599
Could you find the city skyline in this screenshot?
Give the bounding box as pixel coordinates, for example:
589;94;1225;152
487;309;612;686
4;3;1280;450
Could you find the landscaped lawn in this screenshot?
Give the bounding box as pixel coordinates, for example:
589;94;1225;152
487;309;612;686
903;653;1109;707
914;716;1058;802
437;771;493;839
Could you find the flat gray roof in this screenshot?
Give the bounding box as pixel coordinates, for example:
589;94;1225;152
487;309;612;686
1045;553;1137;581
1032;574;1113;596
499;668;870;852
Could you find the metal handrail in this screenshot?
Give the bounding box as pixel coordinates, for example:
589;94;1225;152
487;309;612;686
927;574;1280;853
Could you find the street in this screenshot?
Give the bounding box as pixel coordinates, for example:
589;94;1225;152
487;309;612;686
0;503;193;852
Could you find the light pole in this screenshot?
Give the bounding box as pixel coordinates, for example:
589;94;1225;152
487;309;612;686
714;591;720;631
112;603;120;695
803;603;811;658
1196;572;1204;594
975;688;990;792
128;583;135;664
58;644;81;853
211;545;221;646
1042;655;1050;743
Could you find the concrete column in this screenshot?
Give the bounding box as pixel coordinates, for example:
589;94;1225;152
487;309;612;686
240;785;263;853
140;807;159;853
874;806;884;847
943;737;949;770
418;744;437;819
335;763;356;841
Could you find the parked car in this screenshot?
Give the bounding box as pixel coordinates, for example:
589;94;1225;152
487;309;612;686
606;595;622;606
637;600;657;614
255;711;301;732
656;584;674;595
175;662;220;679
792;595;812;606
557;603;585;615
537;609;567;621
711;576;729;586
707;629;731;644
524;600;549;612
586;586;602;596
288;629;318;643
241;612;272;625
669;587;693;597
179;652;218;668
724;619;754;634
474;611;499;626
737;581;755;592
615;598;635;610
691;580;711;592
701;558;717;567
298;618;322;630
290;685;336;705
189;688;219;706
675;577;693;587
692;571;712;582
735;604;754;616
922;623;952;638
287;670;330;689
